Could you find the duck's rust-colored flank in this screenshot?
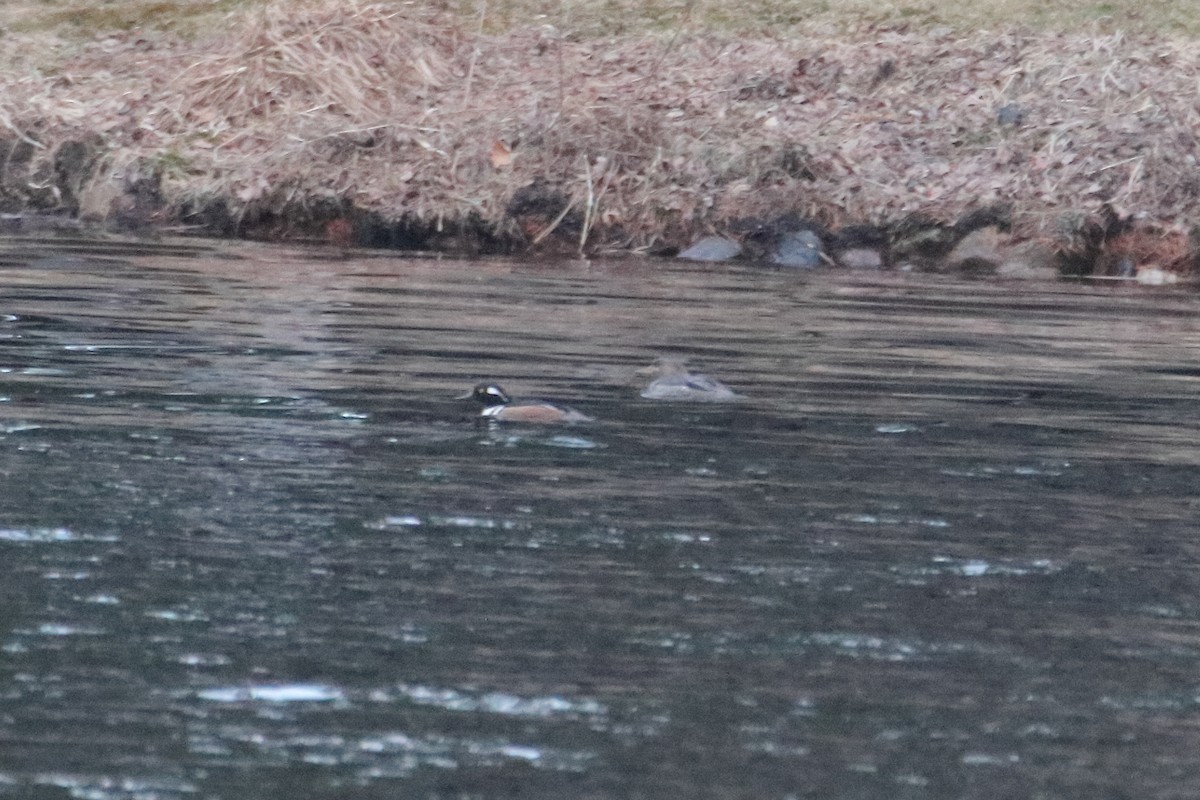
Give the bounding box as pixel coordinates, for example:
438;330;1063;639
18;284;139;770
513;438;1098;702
459;383;593;424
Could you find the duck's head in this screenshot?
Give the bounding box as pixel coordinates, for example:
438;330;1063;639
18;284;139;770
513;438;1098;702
457;383;512;407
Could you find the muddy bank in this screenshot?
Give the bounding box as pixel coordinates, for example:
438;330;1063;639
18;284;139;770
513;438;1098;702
2;1;1199;278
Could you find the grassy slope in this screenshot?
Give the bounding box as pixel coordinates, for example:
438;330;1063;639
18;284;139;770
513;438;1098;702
1;0;1198;259
2;0;1197;38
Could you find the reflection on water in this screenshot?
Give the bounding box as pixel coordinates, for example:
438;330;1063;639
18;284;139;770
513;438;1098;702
4;235;1200;798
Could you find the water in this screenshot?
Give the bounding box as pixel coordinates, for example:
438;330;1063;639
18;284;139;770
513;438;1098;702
3;235;1200;799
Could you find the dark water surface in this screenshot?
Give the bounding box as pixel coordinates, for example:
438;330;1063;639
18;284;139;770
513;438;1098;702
3;236;1200;799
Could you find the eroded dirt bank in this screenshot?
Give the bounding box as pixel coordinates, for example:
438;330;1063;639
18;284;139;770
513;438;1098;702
2;1;1199;276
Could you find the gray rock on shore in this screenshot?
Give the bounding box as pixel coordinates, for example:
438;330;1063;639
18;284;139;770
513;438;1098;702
678;236;742;262
771;229;823;268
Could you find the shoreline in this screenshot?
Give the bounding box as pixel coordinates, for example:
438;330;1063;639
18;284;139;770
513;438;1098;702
2;2;1199;277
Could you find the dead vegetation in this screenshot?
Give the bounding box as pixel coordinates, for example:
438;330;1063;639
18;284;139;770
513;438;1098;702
2;0;1200;263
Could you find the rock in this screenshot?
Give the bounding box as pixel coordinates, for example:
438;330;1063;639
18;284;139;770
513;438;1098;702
889;214;957;261
109;160;167;230
78;173;124;222
953;204;1011;236
1093;253;1137;277
771;229;823;268
0;213;82;234
1136;267;1180;286
507;180;571;220
944;226;1005;272
507;180;581;246
834;223;888;250
53;138;102;213
678;235;742;262
995;241;1059;279
730;213;828;263
0;137;38;212
1113;256;1137;277
836;247;884;269
944;227;1059;278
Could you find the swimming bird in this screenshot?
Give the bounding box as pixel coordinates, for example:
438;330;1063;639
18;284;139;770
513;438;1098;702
638;358;744;402
458;383;593;423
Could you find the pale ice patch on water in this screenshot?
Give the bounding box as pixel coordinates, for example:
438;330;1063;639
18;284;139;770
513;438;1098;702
429;514;518;529
1013;465;1062;475
875;422;919;434
940;461;1070;478
543;434;600;449
805;632;921;660
354;732;595;776
380;624;429;644
395;683;607;720
417;466;451;480
962;752;1020;766
176;652;232;667
0;527;77;543
889;556;1063;584
29;772;199;799
19;366;69;375
922;556;1062;578
0;527;119;543
367;514;521;530
1102;692;1194;711
953;560;992;577
36;623;104;636
357;731;426;754
841;513;950;528
794;631;974;662
663;531;713;544
145;608;210;623
499;745;542;762
728;562;835;587
741;736;812;758
371;515;422;527
896;773;933;787
626;630;698;652
478;432;600;450
1137;604;1183;618
198;684;345;703
458;738;595;771
685;466;719;477
187;727;594;778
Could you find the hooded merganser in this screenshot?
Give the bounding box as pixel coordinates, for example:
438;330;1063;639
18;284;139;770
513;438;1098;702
638;358;745;402
458;383;593;423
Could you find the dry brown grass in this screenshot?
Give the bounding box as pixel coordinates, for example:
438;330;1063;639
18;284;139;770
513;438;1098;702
8;0;1194;38
3;0;1200;254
